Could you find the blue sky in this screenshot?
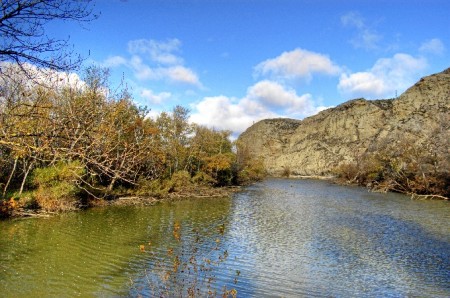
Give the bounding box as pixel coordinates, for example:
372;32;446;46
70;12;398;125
48;0;449;135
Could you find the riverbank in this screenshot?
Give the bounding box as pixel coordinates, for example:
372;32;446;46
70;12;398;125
288;174;335;180
4;173;447;221
277;174;449;201
1;185;241;220
98;185;240;207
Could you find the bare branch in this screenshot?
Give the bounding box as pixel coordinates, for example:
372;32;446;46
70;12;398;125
0;0;97;78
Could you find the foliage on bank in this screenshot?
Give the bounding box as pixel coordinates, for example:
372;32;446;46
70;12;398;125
0;67;266;218
333;132;449;199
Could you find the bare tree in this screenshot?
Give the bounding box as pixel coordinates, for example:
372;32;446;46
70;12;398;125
0;0;97;76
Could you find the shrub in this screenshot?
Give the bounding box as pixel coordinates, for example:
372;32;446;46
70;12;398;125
167;170;193;193
237;158;266;185
332;135;449;199
136;179;168;199
191;171;216;186
335;155;383;185
32;161;85;212
281;166;291;178
334;162;359;182
137;171;197;199
18;195;38;209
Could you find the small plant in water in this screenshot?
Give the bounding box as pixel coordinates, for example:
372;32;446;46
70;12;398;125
131;221;238;297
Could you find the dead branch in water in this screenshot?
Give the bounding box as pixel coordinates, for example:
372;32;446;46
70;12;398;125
410;194;449;200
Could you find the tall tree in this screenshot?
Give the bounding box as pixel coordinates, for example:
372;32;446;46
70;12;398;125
156;106;193;177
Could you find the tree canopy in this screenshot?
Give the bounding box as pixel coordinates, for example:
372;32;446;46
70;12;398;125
0;66;266;215
0;1;266;216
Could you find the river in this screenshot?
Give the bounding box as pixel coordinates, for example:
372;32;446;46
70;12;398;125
1;178;449;297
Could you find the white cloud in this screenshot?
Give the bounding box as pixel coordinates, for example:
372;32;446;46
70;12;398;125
254;48;341;81
341;11;365;29
247;80;314;114
103;55;127;68
190;80;323;134
140;89;171;104
103;38;201;87
164;65;201;86
190;96;266;133
341;12;382;50
0;62;85;90
129;55;156;80
338;53;428;98
338;72;386;97
128;38;182;65
126;56;201;86
419;38;445;55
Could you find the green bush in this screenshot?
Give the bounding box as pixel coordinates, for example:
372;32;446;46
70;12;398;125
32;161;85;212
237;158;266;185
192;171;216;186
137;171;197;198
32;161;82;187
167;170;193;192
136;179;168;198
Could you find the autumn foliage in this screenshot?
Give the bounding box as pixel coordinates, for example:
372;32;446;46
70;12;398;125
0;66;264;216
334;130;450;199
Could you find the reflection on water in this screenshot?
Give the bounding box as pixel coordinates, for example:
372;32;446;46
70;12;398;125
229;179;450;297
0;178;449;297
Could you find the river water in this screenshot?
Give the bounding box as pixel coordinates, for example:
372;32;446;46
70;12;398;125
1;178;449;297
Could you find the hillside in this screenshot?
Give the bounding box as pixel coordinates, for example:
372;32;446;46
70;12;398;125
238;68;450;178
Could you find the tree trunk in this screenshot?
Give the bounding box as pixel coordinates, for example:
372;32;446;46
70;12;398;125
107;176;117;192
3;158;18;198
19;161;34;196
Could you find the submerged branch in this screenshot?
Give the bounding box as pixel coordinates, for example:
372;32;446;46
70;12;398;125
410;194;449;201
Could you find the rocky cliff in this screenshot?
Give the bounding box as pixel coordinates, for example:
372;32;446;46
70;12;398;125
238;68;450;176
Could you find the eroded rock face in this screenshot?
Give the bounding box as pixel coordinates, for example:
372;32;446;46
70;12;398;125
238;68;450;176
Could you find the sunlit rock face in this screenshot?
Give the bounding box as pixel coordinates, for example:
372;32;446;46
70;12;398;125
238;68;450;176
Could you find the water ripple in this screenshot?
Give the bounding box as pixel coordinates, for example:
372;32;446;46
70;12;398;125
0;179;449;297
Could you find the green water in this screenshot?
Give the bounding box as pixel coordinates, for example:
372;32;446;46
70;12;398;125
0;198;233;297
1;178;449;297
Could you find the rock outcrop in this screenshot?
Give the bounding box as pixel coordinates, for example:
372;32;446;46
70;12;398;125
238;68;450;176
